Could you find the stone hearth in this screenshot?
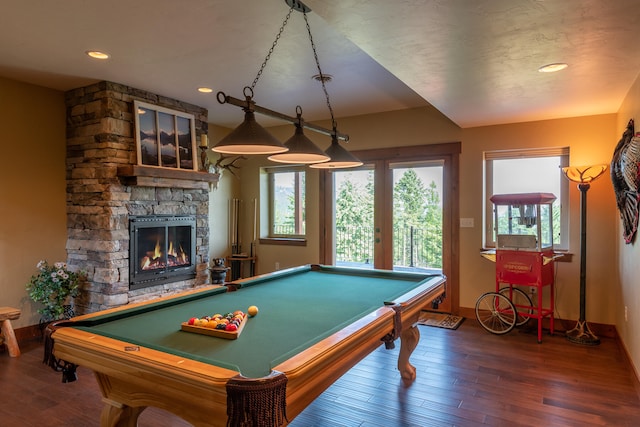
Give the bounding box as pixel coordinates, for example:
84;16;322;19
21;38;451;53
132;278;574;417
65;81;216;314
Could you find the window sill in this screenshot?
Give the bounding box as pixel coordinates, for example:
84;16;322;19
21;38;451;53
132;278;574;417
552;251;573;262
259;237;307;246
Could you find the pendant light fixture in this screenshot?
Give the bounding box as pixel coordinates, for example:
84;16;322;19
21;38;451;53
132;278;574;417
213;87;288;155
310;128;363;169
268;106;331;164
213;0;362;168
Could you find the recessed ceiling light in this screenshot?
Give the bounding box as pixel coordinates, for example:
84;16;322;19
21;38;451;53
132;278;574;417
198;87;213;93
538;63;568;73
312;74;332;83
86;50;110;60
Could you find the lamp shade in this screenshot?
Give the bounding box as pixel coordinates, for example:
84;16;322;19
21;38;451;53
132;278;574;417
309;136;363;169
561;164;608;184
212;110;288;155
267;123;330;164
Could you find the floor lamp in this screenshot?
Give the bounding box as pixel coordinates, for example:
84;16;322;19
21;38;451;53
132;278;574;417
561;164;608;345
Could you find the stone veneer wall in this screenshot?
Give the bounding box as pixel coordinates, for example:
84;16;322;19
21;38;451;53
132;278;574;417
65;81;211;314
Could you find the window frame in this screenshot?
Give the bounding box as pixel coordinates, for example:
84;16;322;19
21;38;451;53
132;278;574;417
484;147;570;250
265;165;306;239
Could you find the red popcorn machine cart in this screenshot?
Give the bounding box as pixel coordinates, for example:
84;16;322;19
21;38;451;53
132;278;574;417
477;192;561;343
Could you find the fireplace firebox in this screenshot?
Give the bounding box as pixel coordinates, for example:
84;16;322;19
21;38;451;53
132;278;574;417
129;215;197;290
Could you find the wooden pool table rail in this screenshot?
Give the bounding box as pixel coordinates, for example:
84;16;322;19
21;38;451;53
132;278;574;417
51;270;446;426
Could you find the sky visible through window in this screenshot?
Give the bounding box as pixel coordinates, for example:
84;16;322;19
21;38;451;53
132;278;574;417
493;157;562;198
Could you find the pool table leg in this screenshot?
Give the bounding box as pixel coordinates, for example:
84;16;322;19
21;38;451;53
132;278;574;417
398;324;419;384
100;398;145;427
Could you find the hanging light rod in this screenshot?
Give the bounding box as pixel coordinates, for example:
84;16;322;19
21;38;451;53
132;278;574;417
211;0;361;168
216;90;349;142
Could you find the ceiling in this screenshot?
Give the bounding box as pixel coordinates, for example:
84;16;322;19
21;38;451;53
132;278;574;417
2;0;640;130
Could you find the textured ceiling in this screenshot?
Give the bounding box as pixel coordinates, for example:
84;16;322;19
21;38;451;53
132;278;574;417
1;0;639;129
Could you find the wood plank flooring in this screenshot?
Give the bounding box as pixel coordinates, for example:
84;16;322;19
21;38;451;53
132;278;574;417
1;320;639;426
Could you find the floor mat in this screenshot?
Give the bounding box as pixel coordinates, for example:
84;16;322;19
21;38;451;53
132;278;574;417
418;311;465;330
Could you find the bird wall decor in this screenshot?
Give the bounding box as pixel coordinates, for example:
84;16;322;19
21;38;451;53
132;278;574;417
610;119;640;243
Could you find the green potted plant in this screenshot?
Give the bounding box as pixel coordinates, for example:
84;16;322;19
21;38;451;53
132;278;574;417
26;260;85;322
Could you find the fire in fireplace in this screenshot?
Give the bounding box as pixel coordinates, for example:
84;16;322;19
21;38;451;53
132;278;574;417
129;215;197;290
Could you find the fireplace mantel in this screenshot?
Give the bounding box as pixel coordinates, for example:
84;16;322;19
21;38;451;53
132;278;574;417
117;165;219;189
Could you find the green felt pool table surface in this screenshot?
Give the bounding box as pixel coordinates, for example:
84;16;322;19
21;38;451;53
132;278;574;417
71;264;442;378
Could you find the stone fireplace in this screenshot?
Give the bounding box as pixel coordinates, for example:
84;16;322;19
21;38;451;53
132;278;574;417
65;81;218;315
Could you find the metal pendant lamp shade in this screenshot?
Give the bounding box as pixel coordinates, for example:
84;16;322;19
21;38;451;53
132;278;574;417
212;110;288;155
268;122;330;164
214;1;359;166
310;135;363;169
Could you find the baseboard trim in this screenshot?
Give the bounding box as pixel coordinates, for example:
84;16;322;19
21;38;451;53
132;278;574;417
615;329;640;401
15;323;46;342
457;307;617;339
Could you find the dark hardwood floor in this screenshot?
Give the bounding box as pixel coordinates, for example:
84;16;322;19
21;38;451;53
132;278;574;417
1;320;639;426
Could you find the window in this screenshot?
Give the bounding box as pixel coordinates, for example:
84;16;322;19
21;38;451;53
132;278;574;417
266;166;306;238
484;147;569;249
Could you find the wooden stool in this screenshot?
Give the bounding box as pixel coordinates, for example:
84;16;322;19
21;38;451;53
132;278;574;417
0;307;21;357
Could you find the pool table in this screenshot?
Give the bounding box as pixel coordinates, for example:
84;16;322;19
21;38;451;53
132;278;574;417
51;264;446;426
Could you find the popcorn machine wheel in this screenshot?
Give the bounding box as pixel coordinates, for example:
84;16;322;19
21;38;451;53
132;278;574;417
475;193;562;343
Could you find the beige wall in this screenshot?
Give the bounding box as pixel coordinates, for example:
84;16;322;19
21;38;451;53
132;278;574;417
1;77;66;328
242;105;462;273
0;78;237;328
460;116;618;323
615;72;640;376
241;107;620;328
2;75;637;379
